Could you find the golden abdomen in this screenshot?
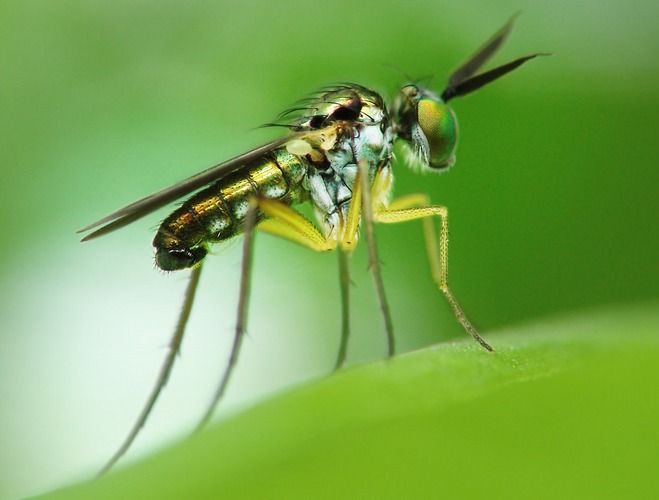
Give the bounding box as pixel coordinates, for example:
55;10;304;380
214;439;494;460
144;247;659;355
153;150;307;270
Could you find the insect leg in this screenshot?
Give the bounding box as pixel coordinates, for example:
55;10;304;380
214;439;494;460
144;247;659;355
195;198;339;429
257;199;356;368
194;197;260;432
257;200;335;252
335;246;351;369
354;160;395;357
254;200;358;368
258;201;348;366
97;263;203;477
376;195;493;352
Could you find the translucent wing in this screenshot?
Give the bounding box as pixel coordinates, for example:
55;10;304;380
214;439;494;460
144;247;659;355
79;133;306;241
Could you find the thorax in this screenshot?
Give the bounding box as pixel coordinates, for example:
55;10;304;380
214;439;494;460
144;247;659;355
287;85;395;241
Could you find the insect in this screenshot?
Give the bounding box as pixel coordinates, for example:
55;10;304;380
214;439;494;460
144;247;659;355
80;17;544;476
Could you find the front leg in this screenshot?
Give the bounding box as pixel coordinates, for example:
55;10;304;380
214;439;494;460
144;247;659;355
376;194;493;352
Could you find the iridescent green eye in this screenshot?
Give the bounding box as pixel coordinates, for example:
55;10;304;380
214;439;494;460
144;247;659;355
417;98;457;169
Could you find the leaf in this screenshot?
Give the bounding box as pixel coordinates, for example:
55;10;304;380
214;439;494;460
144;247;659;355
39;303;659;499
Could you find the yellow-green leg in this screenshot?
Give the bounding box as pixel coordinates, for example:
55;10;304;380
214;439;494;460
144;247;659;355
377;194;493;352
258;197;355;369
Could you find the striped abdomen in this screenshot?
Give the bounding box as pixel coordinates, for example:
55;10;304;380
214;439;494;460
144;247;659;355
153;149;308;271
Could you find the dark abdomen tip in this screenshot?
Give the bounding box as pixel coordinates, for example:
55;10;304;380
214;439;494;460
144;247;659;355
155;246;207;271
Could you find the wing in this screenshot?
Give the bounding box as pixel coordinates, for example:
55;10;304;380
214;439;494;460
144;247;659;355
79;134;306;241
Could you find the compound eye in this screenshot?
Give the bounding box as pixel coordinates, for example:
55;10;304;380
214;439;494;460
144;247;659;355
417;99;457;169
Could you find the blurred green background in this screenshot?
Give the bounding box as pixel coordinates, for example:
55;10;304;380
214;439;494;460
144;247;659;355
1;0;657;498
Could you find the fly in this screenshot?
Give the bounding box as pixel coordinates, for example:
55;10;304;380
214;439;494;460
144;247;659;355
79;17;546;476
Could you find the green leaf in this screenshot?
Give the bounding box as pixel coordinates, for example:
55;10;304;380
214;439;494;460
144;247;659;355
40;303;659;499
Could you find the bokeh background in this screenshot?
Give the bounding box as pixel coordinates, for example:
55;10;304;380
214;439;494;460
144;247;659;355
1;0;657;497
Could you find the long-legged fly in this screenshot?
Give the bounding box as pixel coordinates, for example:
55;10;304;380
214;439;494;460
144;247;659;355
80;17;545;476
